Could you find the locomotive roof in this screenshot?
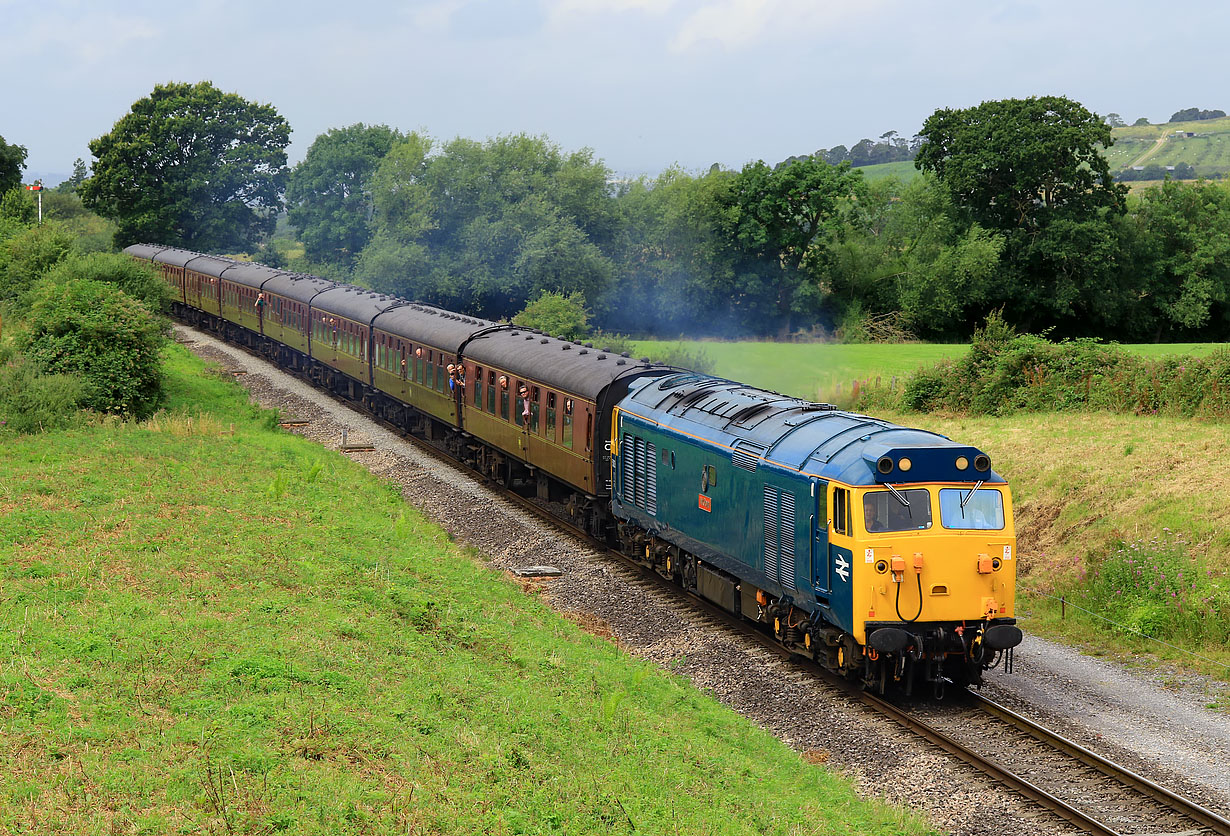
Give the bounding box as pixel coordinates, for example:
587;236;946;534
311;285;404;323
622;373;1005;487
374;304;494;353
464;329;665;401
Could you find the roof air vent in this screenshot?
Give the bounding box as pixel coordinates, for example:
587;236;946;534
540;338;549;344
510;331;520;336
597;354;607;360
639;357;650;363
584;342;594;348
616;358;626;365
621;352;630;358
579;349;589;355
562;344;572;350
525;335;533;340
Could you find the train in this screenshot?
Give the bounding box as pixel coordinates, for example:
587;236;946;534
126;243;1023;696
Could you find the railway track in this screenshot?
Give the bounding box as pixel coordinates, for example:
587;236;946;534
184;324;1230;836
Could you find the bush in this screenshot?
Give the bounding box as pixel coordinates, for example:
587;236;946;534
649;342;716;373
1086;534;1229;645
0;222;73;305
19;278;166;418
0;355;86;434
43;252;170;313
859;311;1230;419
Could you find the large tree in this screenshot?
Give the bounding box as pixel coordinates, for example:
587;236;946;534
285;123;403;267
727;155;867;334
80;81;290;251
916;96;1125;233
915;96;1128;329
357;133;617;320
0;134;27;195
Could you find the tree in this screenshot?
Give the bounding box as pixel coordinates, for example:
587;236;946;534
286;124;404;267
80;81;290;252
512;291;590;339
1105;112;1126;128
728;155;867;334
916;97;1129;330
916;96;1125;234
1133;117;1151;127
55;159;89;194
0;134;26;194
1131;180;1230;336
1169;107;1226;123
358;133;618;321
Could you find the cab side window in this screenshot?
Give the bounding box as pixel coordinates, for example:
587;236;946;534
832;487;851;536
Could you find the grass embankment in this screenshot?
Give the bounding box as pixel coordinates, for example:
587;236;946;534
0;345;927;835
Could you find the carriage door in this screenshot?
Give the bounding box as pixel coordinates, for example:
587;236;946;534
811;479;831;599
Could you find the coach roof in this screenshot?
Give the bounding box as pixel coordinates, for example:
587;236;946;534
464;328;664;401
312;285;403;324
374;304;494;354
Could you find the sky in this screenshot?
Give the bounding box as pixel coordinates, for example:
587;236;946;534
3;0;1228;182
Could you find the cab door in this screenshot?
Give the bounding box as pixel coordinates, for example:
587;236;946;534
811;478;830;600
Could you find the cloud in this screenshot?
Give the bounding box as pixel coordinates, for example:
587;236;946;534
669;0;881;52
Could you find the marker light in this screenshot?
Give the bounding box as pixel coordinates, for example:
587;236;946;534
955;456;969;471
898;457;912;472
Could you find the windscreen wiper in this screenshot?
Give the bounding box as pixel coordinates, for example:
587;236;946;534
960;480;985;510
884;483;910;507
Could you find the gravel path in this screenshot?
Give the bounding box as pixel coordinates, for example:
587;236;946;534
174;325;1229;834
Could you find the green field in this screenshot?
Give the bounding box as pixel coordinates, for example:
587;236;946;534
852;160;921;182
632;340;964;400
0;345;928;835
632;340;1226;401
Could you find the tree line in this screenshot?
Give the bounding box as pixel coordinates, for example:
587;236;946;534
13;82;1230;343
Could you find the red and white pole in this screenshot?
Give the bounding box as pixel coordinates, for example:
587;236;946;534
26;182;42;223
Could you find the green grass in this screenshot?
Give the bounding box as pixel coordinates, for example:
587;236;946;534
631;339;1226;402
0;344;929;835
853;160;921;183
632;340;964;400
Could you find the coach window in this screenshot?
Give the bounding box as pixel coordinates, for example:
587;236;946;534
562;398;574;448
530;386;541;434
585;409;593;452
488;371;498;413
474;366;484;407
546;393;557;442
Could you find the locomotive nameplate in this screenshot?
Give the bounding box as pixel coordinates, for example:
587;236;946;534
698;494;712;512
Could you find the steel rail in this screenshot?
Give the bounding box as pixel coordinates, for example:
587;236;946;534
969;692;1230;836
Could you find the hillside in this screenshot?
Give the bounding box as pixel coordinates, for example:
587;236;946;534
1107;115;1230;180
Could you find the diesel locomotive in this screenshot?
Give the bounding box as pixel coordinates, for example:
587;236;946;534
127;243;1022;695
